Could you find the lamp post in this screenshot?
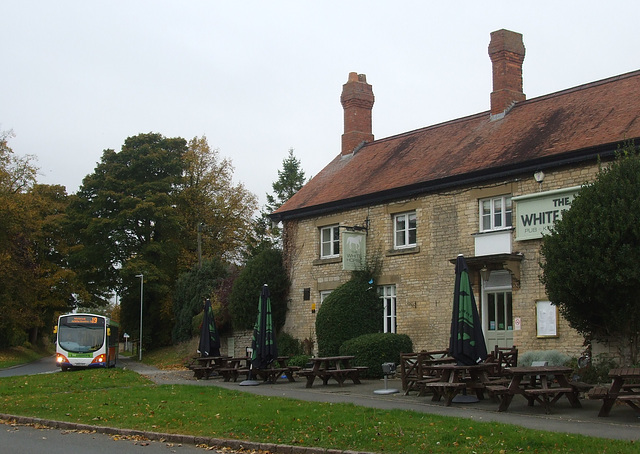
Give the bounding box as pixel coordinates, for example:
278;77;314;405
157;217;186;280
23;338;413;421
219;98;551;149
135;274;144;361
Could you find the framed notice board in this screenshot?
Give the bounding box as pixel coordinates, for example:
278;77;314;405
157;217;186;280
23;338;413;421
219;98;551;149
536;300;558;338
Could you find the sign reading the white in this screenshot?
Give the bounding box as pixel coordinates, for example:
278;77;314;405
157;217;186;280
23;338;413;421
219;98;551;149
342;231;366;270
513;186;581;240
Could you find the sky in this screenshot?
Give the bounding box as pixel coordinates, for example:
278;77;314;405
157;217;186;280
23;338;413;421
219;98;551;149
3;1;640;207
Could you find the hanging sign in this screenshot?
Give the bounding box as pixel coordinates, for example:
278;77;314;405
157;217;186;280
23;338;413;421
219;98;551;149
342;231;366;271
513;186;581;240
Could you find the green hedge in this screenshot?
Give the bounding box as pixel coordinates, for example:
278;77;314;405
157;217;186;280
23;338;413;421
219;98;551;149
339;332;413;379
315;272;382;356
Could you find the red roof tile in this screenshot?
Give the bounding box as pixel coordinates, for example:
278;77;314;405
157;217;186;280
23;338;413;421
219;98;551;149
273;70;640;220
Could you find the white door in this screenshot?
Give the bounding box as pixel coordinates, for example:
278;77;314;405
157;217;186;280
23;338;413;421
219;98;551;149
482;270;513;349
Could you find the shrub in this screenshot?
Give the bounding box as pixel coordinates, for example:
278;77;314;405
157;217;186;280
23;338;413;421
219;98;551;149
567;353;619;384
277;332;302;356
339;332;413;378
315;271;382;356
518;350;570;367
287;354;311;368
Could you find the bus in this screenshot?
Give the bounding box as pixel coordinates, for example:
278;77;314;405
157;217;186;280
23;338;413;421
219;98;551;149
55;313;119;371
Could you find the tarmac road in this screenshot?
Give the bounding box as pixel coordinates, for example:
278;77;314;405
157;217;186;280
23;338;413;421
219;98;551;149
0;355;58;378
0;421;208;454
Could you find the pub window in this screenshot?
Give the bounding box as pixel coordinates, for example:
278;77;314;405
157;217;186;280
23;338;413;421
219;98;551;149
394;212;417;249
480;195;512;232
378;285;397;333
320;225;340;258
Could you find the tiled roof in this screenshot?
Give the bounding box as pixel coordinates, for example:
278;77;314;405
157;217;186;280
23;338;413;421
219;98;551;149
273;70;640;220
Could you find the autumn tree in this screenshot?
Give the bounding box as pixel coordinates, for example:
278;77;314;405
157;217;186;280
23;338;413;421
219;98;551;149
0;131;77;346
177;136;258;266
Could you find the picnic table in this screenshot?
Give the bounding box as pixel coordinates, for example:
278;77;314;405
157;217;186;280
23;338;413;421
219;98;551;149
252;356;302;383
297;356;367;388
217;356;251;382
420;363;493;405
400;350;455;395
187;356;230;379
494;365;582;413
588;367;640;417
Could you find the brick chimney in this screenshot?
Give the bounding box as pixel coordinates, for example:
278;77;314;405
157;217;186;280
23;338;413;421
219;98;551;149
340;72;374;155
489;29;526;117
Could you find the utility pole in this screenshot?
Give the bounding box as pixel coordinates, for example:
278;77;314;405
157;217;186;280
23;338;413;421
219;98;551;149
135;274;144;361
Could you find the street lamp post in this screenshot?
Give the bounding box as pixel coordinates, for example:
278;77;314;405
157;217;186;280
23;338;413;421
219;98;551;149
135;274;144;361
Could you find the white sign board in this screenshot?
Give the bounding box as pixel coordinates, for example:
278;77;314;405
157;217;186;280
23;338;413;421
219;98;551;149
513;186;581;240
342;231;366;271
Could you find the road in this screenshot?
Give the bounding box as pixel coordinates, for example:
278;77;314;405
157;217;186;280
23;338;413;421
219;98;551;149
0;355;58;378
0;422;207;453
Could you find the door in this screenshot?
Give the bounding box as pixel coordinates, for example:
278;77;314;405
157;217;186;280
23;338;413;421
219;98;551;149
482;270;513;349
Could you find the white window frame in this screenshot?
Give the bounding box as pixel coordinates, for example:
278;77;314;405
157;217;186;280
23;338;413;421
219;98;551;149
379;285;397;333
319;290;332;306
479;195;512;232
320;225;340;258
393;212;417;249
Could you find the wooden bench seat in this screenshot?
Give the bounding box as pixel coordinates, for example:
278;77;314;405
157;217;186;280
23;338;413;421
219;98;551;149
189;365;216;379
218;367;250;382
616;394;640;401
524;387;577;414
588;386;609;399
485;384;509;394
524;387;574;395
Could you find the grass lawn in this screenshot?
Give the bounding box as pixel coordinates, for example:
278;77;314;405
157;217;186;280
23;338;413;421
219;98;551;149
0;368;637;454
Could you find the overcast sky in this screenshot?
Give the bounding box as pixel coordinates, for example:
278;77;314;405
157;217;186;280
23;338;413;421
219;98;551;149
3;1;639;207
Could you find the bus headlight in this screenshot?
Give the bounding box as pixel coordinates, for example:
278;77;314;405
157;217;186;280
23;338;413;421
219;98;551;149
56;353;69;364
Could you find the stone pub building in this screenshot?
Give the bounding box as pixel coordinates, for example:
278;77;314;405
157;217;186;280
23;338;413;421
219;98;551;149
270;29;640;357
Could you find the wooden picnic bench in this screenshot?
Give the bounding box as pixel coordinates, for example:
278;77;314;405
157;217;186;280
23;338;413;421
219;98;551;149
498;366;581;414
420;363;493;405
252;357;302;383
400;350;455;396
588;367;640;417
217;357;250;382
298;356;367;388
186;356;230;380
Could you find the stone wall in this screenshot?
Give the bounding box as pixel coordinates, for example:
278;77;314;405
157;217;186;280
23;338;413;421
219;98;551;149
280;161;602;358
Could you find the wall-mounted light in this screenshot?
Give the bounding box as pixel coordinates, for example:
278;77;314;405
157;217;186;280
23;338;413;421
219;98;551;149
480;266;491;282
534;170;545;183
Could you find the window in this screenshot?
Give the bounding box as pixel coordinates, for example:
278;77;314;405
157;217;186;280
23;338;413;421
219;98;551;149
480;195;512;231
487;290;513;332
379;285;397;333
394;212;416;249
320;290;332;306
320;225;340;258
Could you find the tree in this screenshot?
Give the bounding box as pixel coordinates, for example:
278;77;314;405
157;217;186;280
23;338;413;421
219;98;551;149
172;257;228;344
66;133;257;348
67;133;189;346
540;143;640;364
0;131;75;346
228;248;289;332
251;148;306;254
